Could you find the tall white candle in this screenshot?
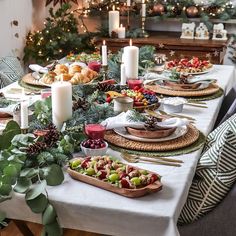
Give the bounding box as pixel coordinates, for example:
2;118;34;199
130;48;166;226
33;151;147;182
102;40;108;66
123;39;139;79
108;6;120;36
127;0;131;7
20;100;28;129
117;24;126;39
51;81;72;130
120;54;126;85
141;0;146;17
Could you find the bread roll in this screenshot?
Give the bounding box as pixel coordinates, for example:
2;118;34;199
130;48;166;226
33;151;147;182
69;65;82;75
54;64;69;75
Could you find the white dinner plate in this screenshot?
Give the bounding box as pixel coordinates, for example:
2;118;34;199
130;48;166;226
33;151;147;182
114;125;188;143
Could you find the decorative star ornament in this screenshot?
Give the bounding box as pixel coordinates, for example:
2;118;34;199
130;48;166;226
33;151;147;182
158;43;164;48
45;0;78;6
206;53;211;59
169;50;175;57
213;50;219;57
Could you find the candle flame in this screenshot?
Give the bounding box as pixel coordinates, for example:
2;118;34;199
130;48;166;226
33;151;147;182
103;40;106;45
112;5;115;11
129;39;132;46
120;24;123;28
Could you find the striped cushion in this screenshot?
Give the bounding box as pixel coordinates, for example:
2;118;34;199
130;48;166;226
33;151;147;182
178;113;236;225
0;56;24;88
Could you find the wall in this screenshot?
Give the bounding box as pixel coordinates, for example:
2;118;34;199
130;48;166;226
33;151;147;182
0;0;235;65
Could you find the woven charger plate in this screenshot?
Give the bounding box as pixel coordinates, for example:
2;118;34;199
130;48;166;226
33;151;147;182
22;73;47;87
104;124;199;152
145;83;220;97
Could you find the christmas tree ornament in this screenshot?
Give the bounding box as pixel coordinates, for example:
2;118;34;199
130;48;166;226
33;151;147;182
153;3;165;15
186;6;199;18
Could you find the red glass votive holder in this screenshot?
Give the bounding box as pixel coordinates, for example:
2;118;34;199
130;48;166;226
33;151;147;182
85;124;106;139
88;61;101;73
127;79;143;89
41;88;52;99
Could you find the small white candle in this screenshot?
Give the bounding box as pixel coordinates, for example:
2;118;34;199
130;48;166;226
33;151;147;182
108;6;120;36
117;24;126;39
102;40;108;66
20;100;29;129
127;0;131;7
52;81;72;130
141;0;146;17
123;39;139;79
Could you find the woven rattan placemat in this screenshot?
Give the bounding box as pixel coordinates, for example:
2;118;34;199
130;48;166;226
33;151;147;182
108;131;205;157
21;73;46;87
105;124;199;152
145;83;220;97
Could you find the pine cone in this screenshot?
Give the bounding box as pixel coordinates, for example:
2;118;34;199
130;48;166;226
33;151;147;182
73;97;89;111
144;116;161;131
96;82;116;92
43;123;60;147
111;31;118;38
26;142;48;156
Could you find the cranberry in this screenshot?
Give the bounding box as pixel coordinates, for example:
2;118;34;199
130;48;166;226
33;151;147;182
120;178;130;188
98;170;107;180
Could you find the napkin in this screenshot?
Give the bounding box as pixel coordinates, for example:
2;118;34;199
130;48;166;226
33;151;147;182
101;110;189;130
29;64;48;74
0;104;18;116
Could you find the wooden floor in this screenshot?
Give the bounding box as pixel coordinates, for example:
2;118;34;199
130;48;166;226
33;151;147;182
0;220;103;236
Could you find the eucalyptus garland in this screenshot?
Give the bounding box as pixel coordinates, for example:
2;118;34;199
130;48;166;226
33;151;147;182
0;121;74;235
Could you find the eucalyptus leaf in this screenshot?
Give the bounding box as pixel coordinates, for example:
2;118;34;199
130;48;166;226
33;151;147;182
0;175;16;185
11;134;35;147
26;193;48;213
42;204;57;225
0;211;6;222
14;177;32;193
20;168;39;178
37;152;54;166
45;220;62;236
3;164;18;178
25;180;46;200
0;121;21;150
45;164;64;186
0;183;12;196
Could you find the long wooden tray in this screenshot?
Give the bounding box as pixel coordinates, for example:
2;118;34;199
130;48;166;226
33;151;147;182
67;163;162;198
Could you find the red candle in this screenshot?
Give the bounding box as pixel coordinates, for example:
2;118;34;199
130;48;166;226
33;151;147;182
127;79;143;89
85;124;106;139
41;89;52;99
88;61;101;73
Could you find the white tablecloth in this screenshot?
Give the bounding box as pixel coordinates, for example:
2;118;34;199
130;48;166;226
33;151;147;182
0;65;235;236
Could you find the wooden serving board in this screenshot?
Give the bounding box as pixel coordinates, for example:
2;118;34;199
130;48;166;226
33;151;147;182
21;73;47;87
68;167;162;198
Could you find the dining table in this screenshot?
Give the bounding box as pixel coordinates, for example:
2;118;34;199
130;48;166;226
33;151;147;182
0;64;235;236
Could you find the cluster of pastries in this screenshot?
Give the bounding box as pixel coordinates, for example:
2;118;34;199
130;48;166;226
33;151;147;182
165;57;213;74
41;64;98;85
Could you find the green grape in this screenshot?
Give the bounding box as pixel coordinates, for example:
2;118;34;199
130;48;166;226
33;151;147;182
108;173;119;183
71;159;81;169
86;167;95;176
139;170;148;175
131;177;141;186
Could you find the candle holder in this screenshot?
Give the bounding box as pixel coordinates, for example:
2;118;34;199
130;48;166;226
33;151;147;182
21;128;28;134
101;65;109;81
141;16;149;38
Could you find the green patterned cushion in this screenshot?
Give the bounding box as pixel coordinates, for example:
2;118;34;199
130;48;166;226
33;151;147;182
0;56;24;88
178;113;236;225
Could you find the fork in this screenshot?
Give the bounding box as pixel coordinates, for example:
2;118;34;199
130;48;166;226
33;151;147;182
121;152;182;167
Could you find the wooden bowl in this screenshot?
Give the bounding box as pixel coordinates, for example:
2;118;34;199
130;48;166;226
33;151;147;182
163;81;201;90
126;127;176;139
134;102;160;113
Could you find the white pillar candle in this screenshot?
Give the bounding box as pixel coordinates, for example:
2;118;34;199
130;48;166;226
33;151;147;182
108;6;120;36
51;81;72;130
127;0;131;7
141;0;146;17
102;40;108;66
20;100;28;129
117;24;126;39
123;39;139;79
120;54;126;85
